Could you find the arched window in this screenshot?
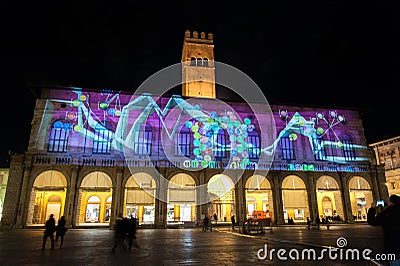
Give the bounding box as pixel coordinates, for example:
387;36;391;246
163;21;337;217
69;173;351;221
203;58;209;67
280;136;295;160
213;129;226;160
190;57;196;66
197;58;203;66
342;134;355;161
175;126;191;157
134;124;153;156
48;120;71;152
248;130;260;159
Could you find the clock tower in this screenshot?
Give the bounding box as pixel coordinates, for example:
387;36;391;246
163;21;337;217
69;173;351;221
181;30;216;98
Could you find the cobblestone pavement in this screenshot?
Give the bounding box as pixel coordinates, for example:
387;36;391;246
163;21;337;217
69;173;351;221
0;224;389;265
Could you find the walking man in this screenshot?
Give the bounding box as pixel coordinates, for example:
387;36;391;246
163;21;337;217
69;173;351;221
231;214;236;231
42;214;56;250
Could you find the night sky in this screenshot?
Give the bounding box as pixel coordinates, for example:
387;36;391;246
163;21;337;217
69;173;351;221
1;1;397;167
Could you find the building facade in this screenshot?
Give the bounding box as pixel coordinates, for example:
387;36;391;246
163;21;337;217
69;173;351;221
370;136;400;196
1;30;388;229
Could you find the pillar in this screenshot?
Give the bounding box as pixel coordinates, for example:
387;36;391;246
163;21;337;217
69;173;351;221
272;174;284;225
15;161;32;228
65;166;78;227
307;173;318;223
340;174;353;223
111;167;123;228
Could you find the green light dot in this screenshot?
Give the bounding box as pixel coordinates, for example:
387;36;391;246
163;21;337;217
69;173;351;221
99;102;108;110
289;133;297;141
237;146;243;153
244;118;251;125
193;139;200;146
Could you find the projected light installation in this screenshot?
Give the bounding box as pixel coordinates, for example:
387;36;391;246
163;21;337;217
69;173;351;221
41;89;368;170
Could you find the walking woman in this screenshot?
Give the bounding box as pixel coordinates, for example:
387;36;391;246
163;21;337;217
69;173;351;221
55;216;67;249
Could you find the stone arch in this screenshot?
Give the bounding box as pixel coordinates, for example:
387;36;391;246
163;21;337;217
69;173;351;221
281;175;309;222
207;174;235;222
348;176;373;221
316;175;344;221
77;171;113;225
124;172;156;225
27;170;67;226
167;173;197;224
245;175;273;220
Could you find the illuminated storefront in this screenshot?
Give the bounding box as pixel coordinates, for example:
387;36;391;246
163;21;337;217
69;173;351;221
245;175;273;220
282;175;309;222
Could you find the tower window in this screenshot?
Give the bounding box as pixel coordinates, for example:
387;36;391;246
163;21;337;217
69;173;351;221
203;58;208;67
190;57;196;66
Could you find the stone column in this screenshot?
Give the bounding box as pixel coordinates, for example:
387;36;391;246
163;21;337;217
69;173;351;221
197;170;207;221
340;174;353;223
272;174;284;225
235;175;245;224
15;161;32;228
111;167;123;228
65;165;78;227
156;168;167;228
307;173;318;223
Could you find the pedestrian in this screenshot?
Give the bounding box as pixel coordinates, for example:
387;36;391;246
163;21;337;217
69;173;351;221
203;216;210;231
111;214;127;253
55;216;67;249
213;213;218;223
127;216;138;250
325;218;330;230
306;217;311;230
42;214;56;250
231;214;235;231
367;194;400;263
315;215;321;230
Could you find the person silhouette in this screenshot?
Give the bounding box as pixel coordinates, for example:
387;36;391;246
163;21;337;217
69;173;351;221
111;213;127;253
42;214;56;250
231;215;236;231
55;216;67;249
368;194;400;263
127;216;138;250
